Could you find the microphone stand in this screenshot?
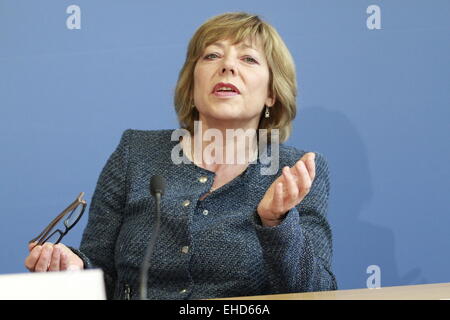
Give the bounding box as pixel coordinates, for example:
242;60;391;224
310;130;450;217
139;177;164;300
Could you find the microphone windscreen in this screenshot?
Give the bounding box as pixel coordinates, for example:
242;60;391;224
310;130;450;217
150;175;166;196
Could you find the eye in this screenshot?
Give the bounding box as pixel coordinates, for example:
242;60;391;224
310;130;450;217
242;56;258;64
204;53;220;60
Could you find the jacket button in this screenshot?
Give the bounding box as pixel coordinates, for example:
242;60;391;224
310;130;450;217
182;200;190;207
198;176;208;183
181;246;189;254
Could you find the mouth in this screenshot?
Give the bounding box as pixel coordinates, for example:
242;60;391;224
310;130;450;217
212;82;240;97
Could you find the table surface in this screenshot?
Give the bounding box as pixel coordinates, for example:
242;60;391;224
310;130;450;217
218;282;450;300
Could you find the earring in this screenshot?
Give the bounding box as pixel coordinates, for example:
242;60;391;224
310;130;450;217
265;106;270;118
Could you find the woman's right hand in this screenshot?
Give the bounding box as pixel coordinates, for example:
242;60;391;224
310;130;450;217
25;242;84;272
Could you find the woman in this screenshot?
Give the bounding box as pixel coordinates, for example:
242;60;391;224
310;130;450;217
25;12;337;299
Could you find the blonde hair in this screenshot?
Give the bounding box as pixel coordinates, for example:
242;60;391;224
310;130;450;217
174;12;297;143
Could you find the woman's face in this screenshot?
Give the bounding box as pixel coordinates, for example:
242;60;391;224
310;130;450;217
193;36;274;128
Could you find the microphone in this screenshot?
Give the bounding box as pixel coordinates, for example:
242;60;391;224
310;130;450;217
150;175;166;197
139;175;166;300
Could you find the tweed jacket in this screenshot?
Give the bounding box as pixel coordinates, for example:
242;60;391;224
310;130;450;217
73;129;337;299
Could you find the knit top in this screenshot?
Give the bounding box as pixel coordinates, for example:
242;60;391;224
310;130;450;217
73;129;337;299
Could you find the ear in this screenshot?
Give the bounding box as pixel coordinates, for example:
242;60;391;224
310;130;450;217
265;94;276;108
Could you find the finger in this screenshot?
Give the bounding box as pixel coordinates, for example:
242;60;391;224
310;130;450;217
28;241;38;252
48;245;61;271
303;152;316;181
272;182;284;214
34;243;54;272
300;151;314;161
67;264;82;271
282;166;299;200
60;251;69;271
25;245;43;272
294;160;312;198
60;251;81;271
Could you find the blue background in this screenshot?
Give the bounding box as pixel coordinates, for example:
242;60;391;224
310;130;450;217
1;0;449;290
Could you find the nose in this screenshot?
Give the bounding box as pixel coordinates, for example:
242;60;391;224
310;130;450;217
221;66;235;75
220;57;237;76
